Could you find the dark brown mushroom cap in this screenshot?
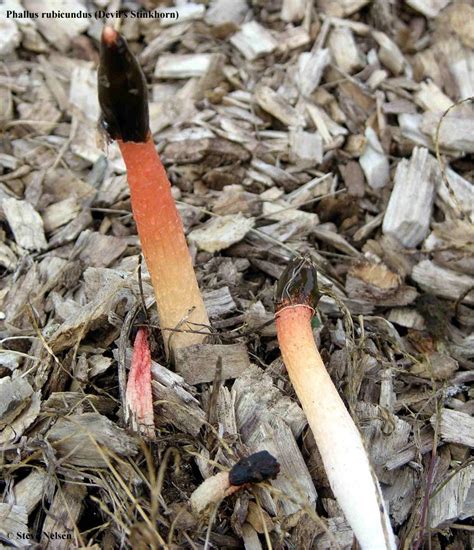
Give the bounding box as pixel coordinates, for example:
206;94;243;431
98;27;149;143
229;450;280;486
274;256;320;313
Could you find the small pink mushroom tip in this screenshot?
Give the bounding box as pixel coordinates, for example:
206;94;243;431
101;26;119;47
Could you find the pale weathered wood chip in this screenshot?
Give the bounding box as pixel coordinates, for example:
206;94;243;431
175;343;251;385
41;482;87;549
318;0;370;17
429;463;473;528
346;261;418;306
297;49;331;97
422;111;474;154
12;470;50;515
388;308;425;330
22;0;89;52
255;85;306;127
356;402;412;473
359;127;390;189
0;376;33;429
155;53;215;79
47;413;138;467
382;147;435;248
42;197;81;233
233;369;306;440
277;26;311;53
329;26;364;74
230;21;278;61
189;214;255;253
43;392;115;414
205;0;248;26
0;504;29;547
0;390;41;444
151;360;206;436
0;16;21;56
202;286;237;318
314;516;354;549
47;271;133;352
289;129;323;166
262;199;318;224
139;23;191;64
412;260;474;305
406;0;450;18
76;230;128;268
69;62;99;122
372;30;406;75
432;409;474;448
444;2;474;49
415;80;453;113
247;417;318;516
281;0;307;22
160;2;205;26
3;198;48;251
433;165;474;222
241;523;264;550
385;429;434;471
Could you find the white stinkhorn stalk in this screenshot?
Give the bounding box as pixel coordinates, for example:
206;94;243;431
274;257;396;550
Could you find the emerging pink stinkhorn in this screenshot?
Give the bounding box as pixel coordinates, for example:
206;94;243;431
125;327;154;438
98;27;209;358
190;451;280;516
274;257;396;550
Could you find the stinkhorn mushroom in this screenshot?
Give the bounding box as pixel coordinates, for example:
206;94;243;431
274;256;396;550
98;27;209;358
190;451;280;516
125;326;154;438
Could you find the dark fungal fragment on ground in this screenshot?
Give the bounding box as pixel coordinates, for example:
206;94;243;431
229;450;280;486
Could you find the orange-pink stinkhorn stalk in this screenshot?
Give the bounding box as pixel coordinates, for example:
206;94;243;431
275;257;396;550
98;27;209;358
125;327;154;438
